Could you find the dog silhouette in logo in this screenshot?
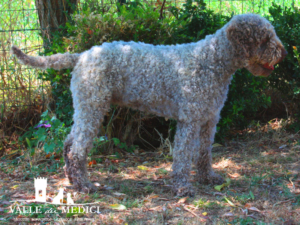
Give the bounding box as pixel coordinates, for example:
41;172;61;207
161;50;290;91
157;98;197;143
52;188;64;204
67;193;74;205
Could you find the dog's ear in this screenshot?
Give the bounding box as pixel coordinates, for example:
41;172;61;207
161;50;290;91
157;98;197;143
226;20;254;58
226;15;269;58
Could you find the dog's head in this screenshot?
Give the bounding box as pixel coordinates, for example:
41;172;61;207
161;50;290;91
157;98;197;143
226;14;287;77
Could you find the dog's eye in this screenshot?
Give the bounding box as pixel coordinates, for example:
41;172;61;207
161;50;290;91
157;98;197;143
261;37;270;45
259;37;270;52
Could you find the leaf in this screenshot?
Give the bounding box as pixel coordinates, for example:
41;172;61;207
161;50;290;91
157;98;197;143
249;190;255;200
112;138;120;145
177;197;188;204
214;184;224;192
119;142;127;149
35;129;47;141
41;110;48;118
248;206;261;213
113;192;126;196
87;28;93;35
214;178;231;191
224;197;235;207
222;212;234;217
212;143;223;147
25;138;32;149
149;195;159;199
44;142;56;154
110;204;127;210
88;160;97;166
244;203;251;209
11;185;19;190
98;136;106;142
137;165;148;171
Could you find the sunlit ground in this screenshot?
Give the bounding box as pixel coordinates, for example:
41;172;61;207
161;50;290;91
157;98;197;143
1;120;299;224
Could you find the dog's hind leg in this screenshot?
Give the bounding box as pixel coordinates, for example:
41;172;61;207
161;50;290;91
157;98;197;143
195;117;224;185
63;70;112;193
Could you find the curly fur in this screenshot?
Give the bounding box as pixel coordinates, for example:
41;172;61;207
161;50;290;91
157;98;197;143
12;14;287;196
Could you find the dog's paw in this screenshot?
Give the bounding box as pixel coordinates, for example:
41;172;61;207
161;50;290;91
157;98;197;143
81;182;98;193
65;170;98;193
173;183;195;197
196;171;224;185
75;181;98;193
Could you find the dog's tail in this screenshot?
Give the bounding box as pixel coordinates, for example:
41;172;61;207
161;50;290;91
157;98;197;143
11;46;80;70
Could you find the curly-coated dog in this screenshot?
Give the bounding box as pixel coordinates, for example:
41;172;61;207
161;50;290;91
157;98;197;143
12;14;287;196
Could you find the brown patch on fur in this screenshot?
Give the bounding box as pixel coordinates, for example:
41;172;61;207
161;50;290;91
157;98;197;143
63;134;98;193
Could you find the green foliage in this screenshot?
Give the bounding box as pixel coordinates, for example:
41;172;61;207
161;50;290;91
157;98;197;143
264;3;300;132
39;69;74;126
218;69;271;137
194;198;222;209
64;3;179;53
112;137;137;152
20;110;70;156
268;4;300;100
37;31;74;126
91;136;138;155
170;0;230;43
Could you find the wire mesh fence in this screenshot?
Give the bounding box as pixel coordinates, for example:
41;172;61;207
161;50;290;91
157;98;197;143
206;0;299;16
1;0;299;133
0;0;49;134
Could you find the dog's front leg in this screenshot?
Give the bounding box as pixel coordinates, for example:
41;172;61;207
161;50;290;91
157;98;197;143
195;117;224;185
172;122;201;197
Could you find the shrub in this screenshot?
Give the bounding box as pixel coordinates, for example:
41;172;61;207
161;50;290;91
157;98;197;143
169;0;230;43
218;69;271;138
268;4;300;101
64;4;182;52
20;110;70;156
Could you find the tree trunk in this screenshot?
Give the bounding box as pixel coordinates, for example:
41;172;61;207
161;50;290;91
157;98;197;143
35;0;78;48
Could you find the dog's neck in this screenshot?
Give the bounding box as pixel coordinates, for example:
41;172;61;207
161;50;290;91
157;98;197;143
218;29;245;72
193;29;243;81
